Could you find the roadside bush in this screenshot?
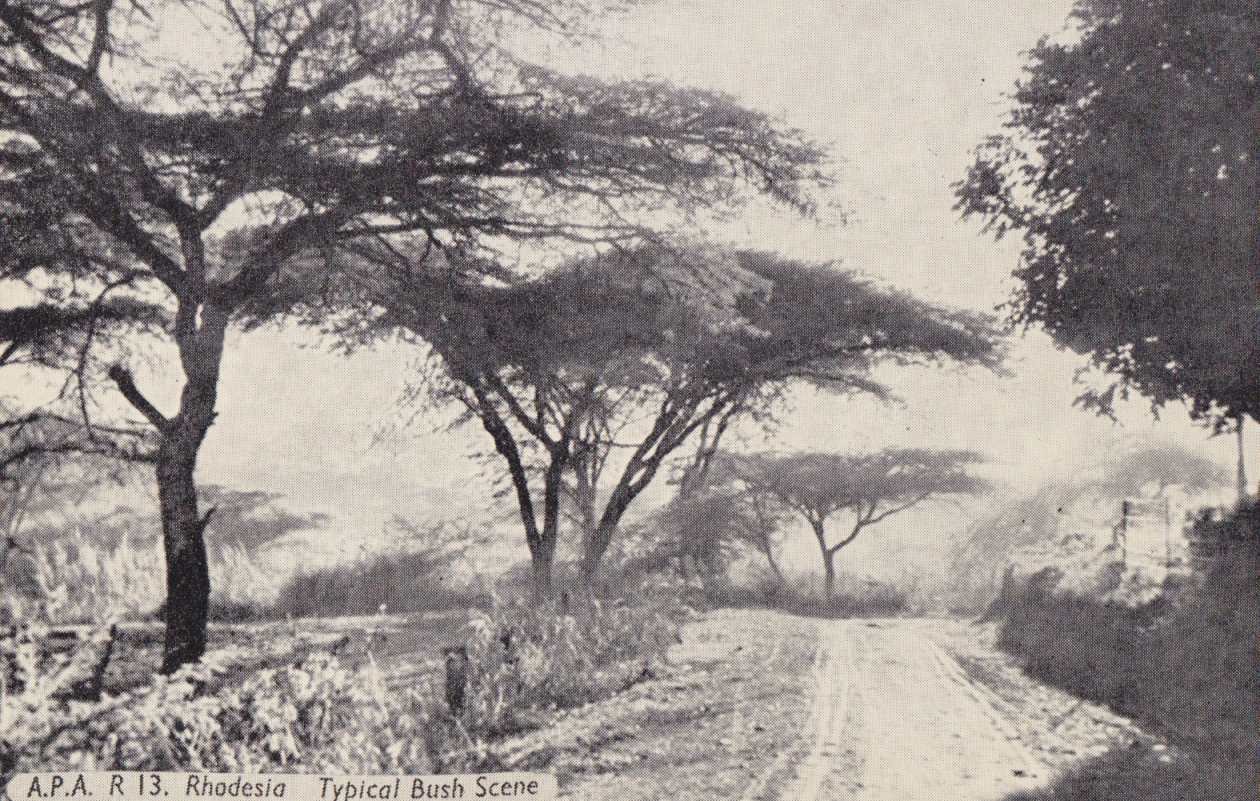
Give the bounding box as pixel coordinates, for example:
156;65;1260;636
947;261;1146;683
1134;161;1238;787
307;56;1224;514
454;579;687;737
993;501;1258;799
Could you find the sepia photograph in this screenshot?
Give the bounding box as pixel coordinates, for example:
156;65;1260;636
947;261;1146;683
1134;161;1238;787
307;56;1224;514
0;1;1255;799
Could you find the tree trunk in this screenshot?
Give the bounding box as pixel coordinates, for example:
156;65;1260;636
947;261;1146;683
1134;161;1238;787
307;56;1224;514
822;550;837;600
530;452;567;599
158;426;220;670
530;540;555;599
761;539;786;584
1237;415;1248;503
580;528;610;587
809;517;836;599
129;301;228;674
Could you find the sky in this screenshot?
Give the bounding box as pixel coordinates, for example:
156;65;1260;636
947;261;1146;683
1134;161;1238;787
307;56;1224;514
8;1;1247;577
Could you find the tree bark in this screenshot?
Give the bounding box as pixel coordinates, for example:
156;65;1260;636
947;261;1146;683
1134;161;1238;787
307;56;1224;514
156;437;213;673
532;454;566;599
530;538;555;599
822;550;837;601
116;299;227;674
581;489;630;586
808;518;835;599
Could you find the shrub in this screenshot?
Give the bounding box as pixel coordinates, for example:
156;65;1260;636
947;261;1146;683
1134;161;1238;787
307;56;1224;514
704;572;909;618
272;550;488;619
454;579;687;736
271;520;487;620
4;646;443;779
993;501;1258;795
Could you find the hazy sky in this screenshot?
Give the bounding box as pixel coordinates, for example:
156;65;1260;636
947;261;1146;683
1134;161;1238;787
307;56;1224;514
18;1;1244;574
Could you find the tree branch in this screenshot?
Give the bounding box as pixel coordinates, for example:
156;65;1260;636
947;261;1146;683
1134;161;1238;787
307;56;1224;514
106;365;170;431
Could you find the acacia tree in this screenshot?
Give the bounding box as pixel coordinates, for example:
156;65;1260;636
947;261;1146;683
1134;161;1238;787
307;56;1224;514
955;0;1258;491
0;0;828;669
655;476;790;586
367;246;1002;593
739;449;990;599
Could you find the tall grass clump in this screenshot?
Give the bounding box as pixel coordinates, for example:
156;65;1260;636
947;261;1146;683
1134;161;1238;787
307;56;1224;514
0;528;283;625
452;575;688;737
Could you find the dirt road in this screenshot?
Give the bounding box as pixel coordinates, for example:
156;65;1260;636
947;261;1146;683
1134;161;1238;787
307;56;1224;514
785;619;1048;800
500;610;1154;801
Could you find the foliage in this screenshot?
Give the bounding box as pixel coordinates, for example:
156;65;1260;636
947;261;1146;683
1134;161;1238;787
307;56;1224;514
955;0;1259;427
197;485;331;555
1090;439;1230;496
3;641;441;778
994;501;1258;798
373;247;1002;590
455;582;686;736
271;520;488;619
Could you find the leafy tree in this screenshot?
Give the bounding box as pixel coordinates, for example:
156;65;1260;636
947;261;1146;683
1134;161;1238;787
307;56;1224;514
0;0;826;669
739;449;990;598
955;0;1258;435
656;478;790;586
371;246;1002;593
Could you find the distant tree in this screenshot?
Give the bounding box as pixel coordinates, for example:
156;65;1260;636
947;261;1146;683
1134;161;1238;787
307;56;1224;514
955;0;1258;440
740;449;990;598
656;481;790;586
370;247;1002;594
1092;440;1229;498
194;485;330;555
0;0;828;669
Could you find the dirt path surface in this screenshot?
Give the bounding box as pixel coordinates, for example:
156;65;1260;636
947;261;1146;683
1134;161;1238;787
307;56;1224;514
793;620;1049;800
494;611;1155;801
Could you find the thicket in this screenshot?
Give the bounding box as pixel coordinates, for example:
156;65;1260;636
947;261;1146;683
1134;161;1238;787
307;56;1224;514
994;501;1258;800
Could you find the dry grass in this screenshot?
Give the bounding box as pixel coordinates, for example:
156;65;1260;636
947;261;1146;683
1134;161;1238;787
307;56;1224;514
1;528;280;625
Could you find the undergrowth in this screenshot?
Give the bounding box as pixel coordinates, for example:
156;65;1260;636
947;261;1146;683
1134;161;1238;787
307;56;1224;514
705;573;909;618
1;574;689;781
993;501;1258;801
272;549;487;619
